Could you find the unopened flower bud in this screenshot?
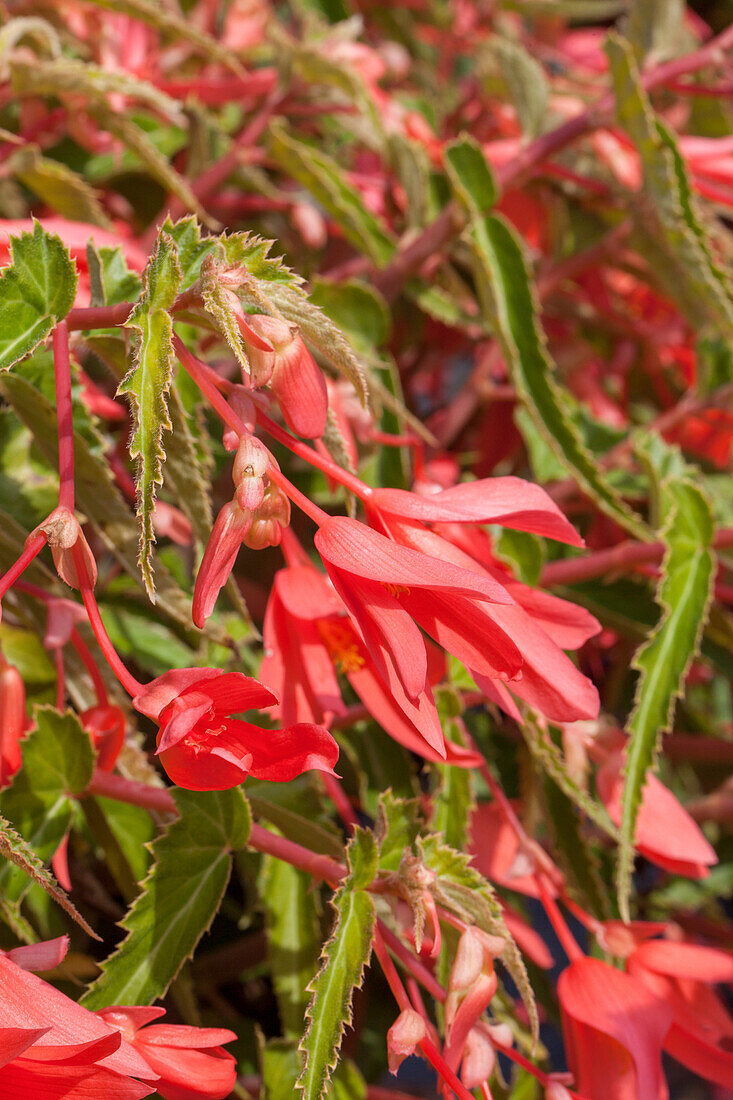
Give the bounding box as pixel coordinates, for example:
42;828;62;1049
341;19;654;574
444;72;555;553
80;705;126;772
387;1008;426;1074
243;315;328;438
449;929;487;994
243;484;291;550
0;660;26;786
31;507;98;591
239;314;291;387
545;1083;573;1100
461;1028;496;1089
233;435;270;513
192;499;252;628
484;1021;513;1048
291;202;327;250
43;597;86;649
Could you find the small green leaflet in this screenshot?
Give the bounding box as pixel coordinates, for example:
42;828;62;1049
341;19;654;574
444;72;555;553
261;850;321;1036
468;212;648;539
617;479;715;920
298;829;377;1100
445;133;498;214
0;220;77;372
268;119;396;267
81;788;251;1008
118;231;182;599
0;707;94;899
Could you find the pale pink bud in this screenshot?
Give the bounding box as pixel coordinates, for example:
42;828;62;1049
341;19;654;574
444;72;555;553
387;1008;426;1074
43;598;86;649
243;484;290;550
152;501;193;546
233;435;270;513
243;315;328;438
0;660;25;785
445;972;498;1071
192;499;252;628
484;1021;513;1048
31;507;98;590
546;1084;573;1100
291;202;327;250
239;314;291;387
461;1028;496;1089
223;387;258;450
449;929;486;994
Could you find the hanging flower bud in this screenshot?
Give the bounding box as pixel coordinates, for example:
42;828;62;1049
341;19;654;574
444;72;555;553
192;500;253;629
233;435;270;513
0;659;26;786
43;597;86;649
243;483;291;550
30;507;98;591
242;315;328;439
291;202;328;250
80;705;126;772
545;1082;573;1100
387;1008;427;1074
461;1027;496;1089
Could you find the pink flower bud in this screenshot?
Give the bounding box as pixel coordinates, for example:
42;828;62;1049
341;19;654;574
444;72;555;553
484;1021;513;1048
387;1008;426;1074
461;1028;496;1089
240;314;292;387
449;929;486;994
31;507;98;590
546;1083;573;1100
242;315;328;438
0;660;25;786
192;499;252;628
291;202;327;250
243;484;291;550
152;500;193;546
43;597;86;649
233;435;270;513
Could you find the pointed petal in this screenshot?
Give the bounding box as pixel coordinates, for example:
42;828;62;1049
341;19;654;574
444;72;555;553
373;478;584;545
663;1022;733;1089
242;721;339;782
270;336;328;438
631;941;733;983
96;1008;166;1033
26;1033;122;1066
192;501;251;628
558;957;672;1100
134;1025;236;1049
206;672;278;717
316;517;513;603
5;936;69;973
274;566;341;621
347;655;447;758
0;1028;50;1069
133;669;221;720
132;1043;236;1100
0;1063;156;1099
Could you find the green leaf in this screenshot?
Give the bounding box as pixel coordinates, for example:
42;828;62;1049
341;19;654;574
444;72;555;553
481;38;549;138
87;244;142;307
605;34;733;339
81;788;251;1008
200;254;251;375
617;479;715;919
445;133;498;215
0;707;94;903
494;528;544;587
625;0;687;62
542;765;611;919
249;794;344;859
163;216;224;290
375;791;421;872
309;279;391;353
432;689;475;851
298;829;377;1100
267;119;396;266
118;231;182;599
261;849;321;1035
9;145;109;227
468;213;647;538
0;220;77;372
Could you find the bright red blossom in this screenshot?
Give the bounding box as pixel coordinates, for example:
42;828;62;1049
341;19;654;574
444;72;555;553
133;668;338;790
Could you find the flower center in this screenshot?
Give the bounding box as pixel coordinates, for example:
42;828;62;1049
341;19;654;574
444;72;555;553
318;619;366;673
382;582;410;598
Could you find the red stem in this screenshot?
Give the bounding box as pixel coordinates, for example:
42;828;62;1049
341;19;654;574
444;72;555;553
71;627;109;708
0;533;47;601
66;303;133;331
53;322;75;511
72;544;144;698
535;876;584;964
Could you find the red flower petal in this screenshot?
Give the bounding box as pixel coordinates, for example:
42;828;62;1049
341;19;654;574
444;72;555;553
134;1026;237;1049
133;669;221;720
240;720;339;782
270;335;328;439
0;1062;156;1099
372;478;584;546
204;672;278;717
631;941;733;983
0;1028;50;1069
4;936;69;973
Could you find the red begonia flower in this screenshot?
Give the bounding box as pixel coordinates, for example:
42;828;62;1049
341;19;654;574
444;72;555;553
0;659;25;787
627;940;733;1089
242;315;328;438
0;948;156;1098
133;668;338;791
558;956;672;1100
191;500;252;629
596;747;717;878
261;564;480;764
97;1007;237;1100
314;516;516;704
80;705;126;772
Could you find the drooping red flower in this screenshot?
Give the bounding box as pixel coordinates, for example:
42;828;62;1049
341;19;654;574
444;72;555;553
260;562;481;765
133;668;338;791
0;659;26;787
0;940;156;1099
558;956;673;1100
627;940;733;1089
595;739;717;879
80;705;126;772
96;1007;237;1100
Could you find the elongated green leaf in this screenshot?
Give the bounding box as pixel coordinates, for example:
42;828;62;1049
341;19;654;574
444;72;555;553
9;145;108;227
164;216;224;289
468;213;647;538
200;254;251;375
0;707;94;903
445;133;498;215
432;689;474;851
606;34;733;339
249;794;344;859
268;119;396;266
118;232;182;599
617;479;715;919
625;0;686;62
298;829;377;1100
376;791;421;872
261;850;321;1035
481;38;549;138
542;768;610;919
81;788;251;1008
0;220;77;372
